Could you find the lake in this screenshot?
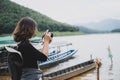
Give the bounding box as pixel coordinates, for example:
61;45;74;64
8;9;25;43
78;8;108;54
0;33;120;80
43;33;120;80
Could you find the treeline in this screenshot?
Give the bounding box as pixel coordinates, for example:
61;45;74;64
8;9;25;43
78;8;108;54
0;0;79;34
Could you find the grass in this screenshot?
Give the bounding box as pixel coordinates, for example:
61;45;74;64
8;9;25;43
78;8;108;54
0;31;83;37
37;31;83;37
0;34;12;37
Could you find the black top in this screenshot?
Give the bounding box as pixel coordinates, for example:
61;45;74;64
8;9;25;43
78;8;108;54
18;40;47;69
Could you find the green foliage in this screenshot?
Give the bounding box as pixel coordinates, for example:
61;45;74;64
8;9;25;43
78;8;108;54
0;0;79;34
37;31;82;37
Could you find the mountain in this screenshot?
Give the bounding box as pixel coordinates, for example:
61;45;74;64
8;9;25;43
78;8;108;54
0;0;79;34
111;28;120;32
81;19;120;31
79;26;106;34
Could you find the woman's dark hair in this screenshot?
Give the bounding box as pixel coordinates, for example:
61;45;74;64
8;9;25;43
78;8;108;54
13;17;38;42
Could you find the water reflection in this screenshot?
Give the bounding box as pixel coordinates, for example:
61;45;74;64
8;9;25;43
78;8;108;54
109;64;113;71
108;64;113;80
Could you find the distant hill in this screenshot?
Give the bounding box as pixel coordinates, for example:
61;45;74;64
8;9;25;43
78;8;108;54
0;0;79;34
78;26;107;34
111;28;120;32
80;19;120;31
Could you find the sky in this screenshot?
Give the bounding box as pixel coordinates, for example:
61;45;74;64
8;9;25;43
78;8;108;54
11;0;120;24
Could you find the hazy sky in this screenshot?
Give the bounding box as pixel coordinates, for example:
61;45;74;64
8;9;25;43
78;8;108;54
11;0;120;24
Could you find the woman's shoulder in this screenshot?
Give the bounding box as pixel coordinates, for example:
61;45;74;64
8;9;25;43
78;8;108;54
18;40;31;46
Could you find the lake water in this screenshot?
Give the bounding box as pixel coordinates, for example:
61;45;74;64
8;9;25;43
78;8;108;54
43;33;120;80
0;33;120;80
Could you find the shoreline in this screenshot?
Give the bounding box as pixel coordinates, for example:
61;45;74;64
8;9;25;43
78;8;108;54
0;31;82;37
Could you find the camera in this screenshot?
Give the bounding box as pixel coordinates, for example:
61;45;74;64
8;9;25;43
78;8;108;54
42;32;53;39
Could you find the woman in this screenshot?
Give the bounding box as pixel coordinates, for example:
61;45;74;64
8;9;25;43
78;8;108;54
13;17;52;80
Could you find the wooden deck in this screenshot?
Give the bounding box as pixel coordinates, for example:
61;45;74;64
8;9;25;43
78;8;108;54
0;76;11;80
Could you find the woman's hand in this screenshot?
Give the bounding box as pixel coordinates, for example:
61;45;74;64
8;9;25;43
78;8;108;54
41;30;52;57
43;30;52;44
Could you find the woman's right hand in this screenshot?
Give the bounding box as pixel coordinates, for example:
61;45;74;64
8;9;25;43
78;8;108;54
43;30;52;44
41;30;52;57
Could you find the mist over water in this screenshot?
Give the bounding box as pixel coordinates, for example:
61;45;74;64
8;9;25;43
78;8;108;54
44;33;120;80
